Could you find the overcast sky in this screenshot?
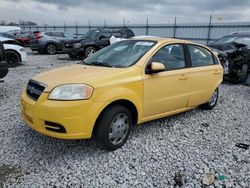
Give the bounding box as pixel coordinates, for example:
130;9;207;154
1;0;250;25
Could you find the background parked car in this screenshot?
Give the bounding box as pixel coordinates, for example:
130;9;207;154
64;27;135;58
0;32;16;39
15;32;35;47
208;31;250;83
0;41;8;80
0;37;27;67
30;31;77;55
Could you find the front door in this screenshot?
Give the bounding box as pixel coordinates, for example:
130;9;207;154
143;44;190;118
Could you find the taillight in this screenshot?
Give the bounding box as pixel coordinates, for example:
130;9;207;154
36;33;43;39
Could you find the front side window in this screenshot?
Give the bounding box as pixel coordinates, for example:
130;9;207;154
100;31;111;38
112;32;122;38
84;30;100;38
84;40;156;68
151;44;185;71
188;45;214;67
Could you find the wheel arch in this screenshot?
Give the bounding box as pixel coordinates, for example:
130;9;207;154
5;49;21;62
92;99;139;136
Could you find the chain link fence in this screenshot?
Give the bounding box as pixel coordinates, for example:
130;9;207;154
21;21;250;44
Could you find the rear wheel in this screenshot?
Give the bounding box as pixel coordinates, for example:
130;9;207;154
46;44;57;55
38;49;45;54
5;50;20;67
201;88;219;110
84;47;96;58
95;105;132;150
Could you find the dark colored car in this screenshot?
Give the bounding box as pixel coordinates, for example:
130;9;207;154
64;28;135;58
208;31;250;83
0;41;8;80
30;31;77;54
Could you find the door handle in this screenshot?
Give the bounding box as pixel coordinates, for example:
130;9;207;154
179;74;188;80
213;69;220;75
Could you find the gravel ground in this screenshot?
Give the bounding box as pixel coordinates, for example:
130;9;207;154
0;49;250;188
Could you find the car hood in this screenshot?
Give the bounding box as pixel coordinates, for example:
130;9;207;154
32;64;138;92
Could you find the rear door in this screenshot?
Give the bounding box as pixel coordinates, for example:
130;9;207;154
96;31;111;48
186;44;223;107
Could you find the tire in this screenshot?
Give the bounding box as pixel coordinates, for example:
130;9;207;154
201;88;219;110
46;44;57;55
95;105;132;151
5;50;20;67
38;49;45;54
84;46;96;58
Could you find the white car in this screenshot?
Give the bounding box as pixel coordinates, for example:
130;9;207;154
0;37;27;67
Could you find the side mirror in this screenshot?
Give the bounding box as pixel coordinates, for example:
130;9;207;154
147;62;165;74
99;35;106;40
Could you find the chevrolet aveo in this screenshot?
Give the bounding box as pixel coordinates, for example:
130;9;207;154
21;37;223;150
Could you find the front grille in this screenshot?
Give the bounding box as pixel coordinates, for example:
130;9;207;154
44;121;66;133
26;79;46;101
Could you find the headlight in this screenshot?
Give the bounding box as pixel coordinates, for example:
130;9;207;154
48;84;93;100
20;48;25;52
73;43;82;48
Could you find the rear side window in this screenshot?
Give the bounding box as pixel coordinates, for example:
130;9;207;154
112;32;122;38
46;32;63;37
151;44;185;71
188;45;214;67
122;30;135;38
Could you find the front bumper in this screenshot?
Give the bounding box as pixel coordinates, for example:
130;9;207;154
64;47;85;55
20;51;27;63
21;90;101;139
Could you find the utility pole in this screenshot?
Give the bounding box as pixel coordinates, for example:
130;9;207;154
75;21;78;36
104;19;106;27
146;18;149;35
173;17;177;38
88;20;91;31
207;15;212;44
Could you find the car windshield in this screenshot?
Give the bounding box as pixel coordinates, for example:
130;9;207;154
83;40;156;68
64;33;76;38
213;36;239;44
84;30;100;38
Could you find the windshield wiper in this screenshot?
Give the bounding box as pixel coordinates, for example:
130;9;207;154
86;61;113;67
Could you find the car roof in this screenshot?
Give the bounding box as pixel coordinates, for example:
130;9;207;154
130;36;196;44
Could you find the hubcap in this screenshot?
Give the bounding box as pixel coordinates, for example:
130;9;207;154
109;113;129;145
209;90;218;106
6;54;18;65
87;48;96;57
47;45;56;54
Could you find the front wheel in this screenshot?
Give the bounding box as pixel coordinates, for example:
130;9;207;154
201;88;219;110
95;105;132;151
46;44;57;55
5;50;20;67
84;47;96;58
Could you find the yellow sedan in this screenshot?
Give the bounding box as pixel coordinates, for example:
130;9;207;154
21;37;223;150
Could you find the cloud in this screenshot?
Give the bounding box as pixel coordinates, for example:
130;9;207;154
2;0;250;24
